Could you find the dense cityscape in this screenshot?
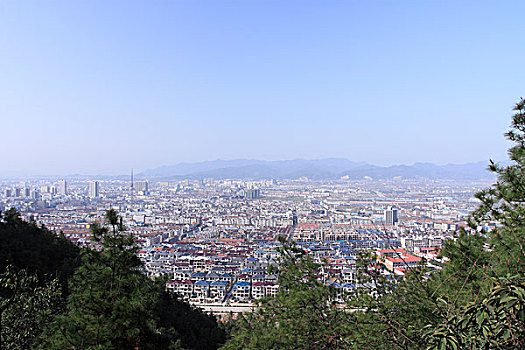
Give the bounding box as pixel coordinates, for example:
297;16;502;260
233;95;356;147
0;176;493;316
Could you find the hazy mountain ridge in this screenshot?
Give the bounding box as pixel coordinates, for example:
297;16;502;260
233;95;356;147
139;159;495;180
338;161;492;180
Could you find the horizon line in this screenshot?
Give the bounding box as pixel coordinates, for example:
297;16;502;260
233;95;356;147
0;157;501;180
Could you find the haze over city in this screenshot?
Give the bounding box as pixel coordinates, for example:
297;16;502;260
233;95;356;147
1;1;524;176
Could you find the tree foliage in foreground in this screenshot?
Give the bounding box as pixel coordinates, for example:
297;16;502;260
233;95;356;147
43;208;225;350
0;208;225;349
424;98;525;349
0;208;80;290
0;265;62;350
0;209;76;349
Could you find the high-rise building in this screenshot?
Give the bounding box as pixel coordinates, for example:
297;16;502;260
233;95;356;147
57;180;67;195
40;185;55;194
244;188;261;199
384;207;398;225
30;189;39;199
135;180;149;195
89;181;99;198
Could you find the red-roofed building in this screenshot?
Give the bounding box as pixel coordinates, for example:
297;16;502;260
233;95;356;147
376;248;408;259
383;254;422;272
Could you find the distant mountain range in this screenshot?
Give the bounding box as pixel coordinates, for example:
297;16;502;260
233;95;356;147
137;158;496;181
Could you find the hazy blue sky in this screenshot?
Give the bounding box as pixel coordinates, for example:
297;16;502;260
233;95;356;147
1;1;523;176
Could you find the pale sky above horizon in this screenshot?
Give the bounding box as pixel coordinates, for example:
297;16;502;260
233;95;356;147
1;1;523;176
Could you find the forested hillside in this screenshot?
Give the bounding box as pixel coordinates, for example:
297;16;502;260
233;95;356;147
0;209;225;349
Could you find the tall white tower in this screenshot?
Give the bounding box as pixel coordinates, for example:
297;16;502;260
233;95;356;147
89;181;99;198
57;179;68;195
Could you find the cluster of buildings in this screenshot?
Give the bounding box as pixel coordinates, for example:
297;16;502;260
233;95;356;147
0;176;491;312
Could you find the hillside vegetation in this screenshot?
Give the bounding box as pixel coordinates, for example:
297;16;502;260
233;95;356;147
0;209;225;349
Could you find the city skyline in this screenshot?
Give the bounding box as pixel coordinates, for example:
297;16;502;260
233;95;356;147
0;173;486;310
1;1;523;176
